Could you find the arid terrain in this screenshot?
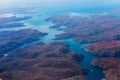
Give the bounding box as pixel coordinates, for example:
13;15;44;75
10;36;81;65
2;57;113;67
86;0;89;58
92;58;120;80
83;40;120;56
48;15;120;43
0;42;88;80
0;29;47;56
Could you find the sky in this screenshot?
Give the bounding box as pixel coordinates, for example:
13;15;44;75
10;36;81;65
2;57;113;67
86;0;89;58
0;0;120;14
0;0;120;7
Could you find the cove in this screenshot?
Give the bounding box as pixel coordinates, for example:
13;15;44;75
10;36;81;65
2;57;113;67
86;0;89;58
62;39;105;80
1;10;106;80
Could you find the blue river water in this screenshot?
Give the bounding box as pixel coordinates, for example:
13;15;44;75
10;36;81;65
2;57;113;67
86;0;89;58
1;5;120;80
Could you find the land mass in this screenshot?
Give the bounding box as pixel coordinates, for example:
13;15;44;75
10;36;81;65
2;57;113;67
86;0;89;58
92;58;120;80
0;42;88;80
83;40;120;57
0;29;47;56
47;15;120;43
0;16;32;28
47;15;120;58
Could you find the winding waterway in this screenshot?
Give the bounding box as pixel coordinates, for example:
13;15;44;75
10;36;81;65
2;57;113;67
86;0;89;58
0;9;107;80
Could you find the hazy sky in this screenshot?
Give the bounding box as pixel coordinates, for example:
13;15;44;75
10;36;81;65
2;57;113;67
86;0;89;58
0;0;120;7
0;0;120;14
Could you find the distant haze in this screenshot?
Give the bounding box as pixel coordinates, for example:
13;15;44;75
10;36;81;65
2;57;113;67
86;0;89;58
0;0;120;7
0;0;120;13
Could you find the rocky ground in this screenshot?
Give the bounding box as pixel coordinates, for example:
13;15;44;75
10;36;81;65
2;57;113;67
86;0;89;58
0;29;47;56
48;15;120;52
47;14;120;80
47;15;120;43
83;40;120;57
0;42;88;80
92;58;120;80
0;16;32;28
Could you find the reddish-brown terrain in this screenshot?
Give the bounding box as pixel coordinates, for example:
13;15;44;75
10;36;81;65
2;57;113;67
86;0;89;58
62;75;88;80
83;40;120;56
47;15;120;57
0;42;88;80
1;8;120;80
92;58;120;80
0;29;47;55
47;15;120;43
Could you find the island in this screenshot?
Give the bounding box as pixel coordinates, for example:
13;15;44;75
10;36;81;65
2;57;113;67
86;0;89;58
91;58;120;80
0;42;88;80
83;40;120;57
0;16;32;28
47;15;120;43
0;29;47;56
